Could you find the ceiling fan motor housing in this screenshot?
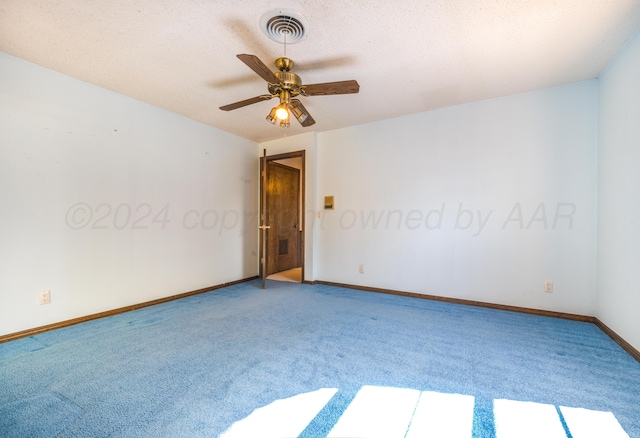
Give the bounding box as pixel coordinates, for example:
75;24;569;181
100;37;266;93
275;57;293;72
269;69;302;96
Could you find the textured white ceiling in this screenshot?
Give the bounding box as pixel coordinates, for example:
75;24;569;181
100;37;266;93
1;0;640;143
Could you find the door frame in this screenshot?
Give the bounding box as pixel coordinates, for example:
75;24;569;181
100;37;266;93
259;149;306;285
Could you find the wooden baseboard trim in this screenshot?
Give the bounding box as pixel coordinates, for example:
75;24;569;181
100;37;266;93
594;318;640;363
0;276;259;344
315;280;594;322
315;280;640;362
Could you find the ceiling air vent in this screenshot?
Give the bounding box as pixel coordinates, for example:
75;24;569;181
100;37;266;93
260;10;308;44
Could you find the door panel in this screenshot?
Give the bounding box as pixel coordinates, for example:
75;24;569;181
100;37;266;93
266;162;300;275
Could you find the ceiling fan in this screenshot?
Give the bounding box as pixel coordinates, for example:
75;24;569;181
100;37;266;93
219;54;360;128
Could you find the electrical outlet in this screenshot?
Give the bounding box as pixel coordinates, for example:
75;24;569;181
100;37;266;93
544;281;553;293
359;264;365;274
38;290;51;305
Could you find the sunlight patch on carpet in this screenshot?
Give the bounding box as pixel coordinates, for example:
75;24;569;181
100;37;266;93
560;406;630;438
221;386;632;438
494;399;568;438
327;386;420;438
406;391;475;438
220;388;338;438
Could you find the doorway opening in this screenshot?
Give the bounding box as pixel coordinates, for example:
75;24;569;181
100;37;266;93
260;150;305;285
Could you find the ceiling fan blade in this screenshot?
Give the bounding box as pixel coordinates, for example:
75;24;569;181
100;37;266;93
237;54;281;84
301;80;360;96
290;99;316;127
219;94;275;111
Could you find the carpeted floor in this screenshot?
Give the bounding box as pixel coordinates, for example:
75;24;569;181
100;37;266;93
1;280;639;437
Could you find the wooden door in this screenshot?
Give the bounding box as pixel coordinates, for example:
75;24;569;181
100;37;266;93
266;161;300;275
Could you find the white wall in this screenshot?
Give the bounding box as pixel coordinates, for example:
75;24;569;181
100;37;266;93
316;81;598;315
260;132;319;281
6;37;637;346
0;53;258;336
598;29;640;351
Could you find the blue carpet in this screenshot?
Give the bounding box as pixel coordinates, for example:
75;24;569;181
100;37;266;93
1;280;639;437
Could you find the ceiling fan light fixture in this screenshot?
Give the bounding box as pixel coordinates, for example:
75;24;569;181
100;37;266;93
275;104;289;120
289;103;308;124
266;105;290;127
266;107;278;124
